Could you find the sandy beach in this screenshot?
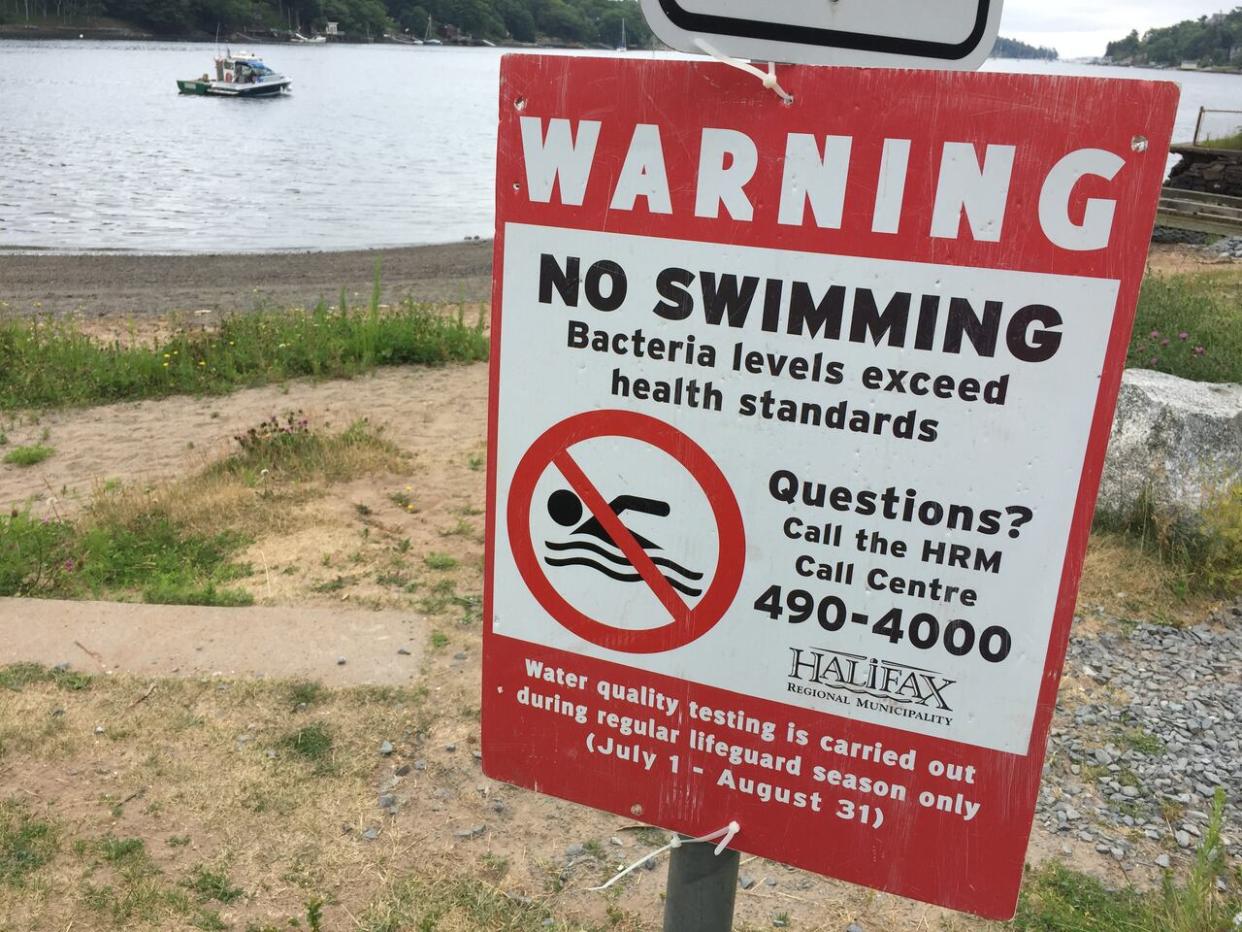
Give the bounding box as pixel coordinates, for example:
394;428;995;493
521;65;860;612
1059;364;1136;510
0;241;1216;323
0;239;494;318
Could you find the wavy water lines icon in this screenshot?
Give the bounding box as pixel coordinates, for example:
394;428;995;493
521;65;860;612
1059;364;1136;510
542;489;705;598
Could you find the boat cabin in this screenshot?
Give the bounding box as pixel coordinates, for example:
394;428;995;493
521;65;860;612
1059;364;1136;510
215;54;275;85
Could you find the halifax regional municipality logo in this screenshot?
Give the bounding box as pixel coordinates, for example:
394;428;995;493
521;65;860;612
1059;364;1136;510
786;646;957;713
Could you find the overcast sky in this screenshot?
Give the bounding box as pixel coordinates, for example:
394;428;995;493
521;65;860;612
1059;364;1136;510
999;0;1227;58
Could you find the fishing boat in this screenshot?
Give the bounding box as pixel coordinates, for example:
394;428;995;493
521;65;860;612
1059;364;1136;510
177;52;291;97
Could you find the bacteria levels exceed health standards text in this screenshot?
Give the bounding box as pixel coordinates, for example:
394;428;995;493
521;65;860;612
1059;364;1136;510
753;585;1013;663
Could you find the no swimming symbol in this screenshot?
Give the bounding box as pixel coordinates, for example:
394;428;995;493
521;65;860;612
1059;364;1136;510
507;410;746;654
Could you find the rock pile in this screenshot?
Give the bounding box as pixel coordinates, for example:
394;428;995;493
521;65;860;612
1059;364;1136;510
1100;369;1242;518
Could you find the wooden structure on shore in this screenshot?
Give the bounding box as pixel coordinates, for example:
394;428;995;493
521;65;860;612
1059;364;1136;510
1158;109;1242;237
1157;185;1242;236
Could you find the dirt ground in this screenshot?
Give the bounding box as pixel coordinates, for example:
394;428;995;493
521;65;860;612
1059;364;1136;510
0;364;488;519
0;598;425;684
0;240;494;319
1145;242;1235;275
2;357;1212;931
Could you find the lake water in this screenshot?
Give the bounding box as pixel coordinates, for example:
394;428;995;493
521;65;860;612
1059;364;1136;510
0;41;1237;254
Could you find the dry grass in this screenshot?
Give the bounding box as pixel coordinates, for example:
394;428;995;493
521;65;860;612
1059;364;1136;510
0;666;999;932
0;673;428;931
1075;532;1220;628
88;417;411;544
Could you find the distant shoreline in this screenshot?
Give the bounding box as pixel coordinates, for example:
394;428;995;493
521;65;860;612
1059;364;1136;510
0;241;494;319
0;23;599;49
5;32;1240;72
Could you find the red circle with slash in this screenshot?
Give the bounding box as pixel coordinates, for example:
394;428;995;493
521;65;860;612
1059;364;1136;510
507;410;745;654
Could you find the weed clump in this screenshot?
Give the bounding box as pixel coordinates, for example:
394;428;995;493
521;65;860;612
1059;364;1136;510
280;723;334;771
2;444;54;467
185;864;243;904
0;801;58;886
0;662;90;692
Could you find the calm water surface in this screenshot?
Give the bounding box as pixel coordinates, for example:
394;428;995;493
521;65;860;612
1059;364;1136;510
0;42;1237;254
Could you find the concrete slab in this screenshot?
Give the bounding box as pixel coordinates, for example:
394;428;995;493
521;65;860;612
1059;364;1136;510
0;598;425;685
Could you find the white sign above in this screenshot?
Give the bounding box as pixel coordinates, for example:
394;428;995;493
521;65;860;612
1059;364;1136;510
639;0;1004;70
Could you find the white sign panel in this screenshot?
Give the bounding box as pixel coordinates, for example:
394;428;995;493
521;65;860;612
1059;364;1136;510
639;0;1003;69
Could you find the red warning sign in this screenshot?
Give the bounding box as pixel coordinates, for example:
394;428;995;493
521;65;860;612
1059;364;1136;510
482;54;1178;920
507;410;745;653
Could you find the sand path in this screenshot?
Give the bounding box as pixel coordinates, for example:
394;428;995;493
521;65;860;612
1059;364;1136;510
1;363;488;514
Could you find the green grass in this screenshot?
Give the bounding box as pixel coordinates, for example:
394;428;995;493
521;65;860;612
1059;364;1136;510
2;443;54;467
423;552;458;571
80;832;192;924
0;287;488;411
185;864;243;904
1129;273;1242;383
0;661;91;692
286;680;328;710
0;800;58;886
1200;130;1242;150
280;723;335;770
1016;789;1236;931
1118;727;1166;756
0;418;410;606
99;836;147;863
0;507;253;604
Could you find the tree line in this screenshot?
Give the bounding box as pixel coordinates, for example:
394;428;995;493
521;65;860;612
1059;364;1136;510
0;0;652;45
1106;7;1242;66
990;36;1057;60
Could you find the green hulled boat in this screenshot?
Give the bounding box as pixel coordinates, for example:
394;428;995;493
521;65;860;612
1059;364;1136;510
177;52;291;97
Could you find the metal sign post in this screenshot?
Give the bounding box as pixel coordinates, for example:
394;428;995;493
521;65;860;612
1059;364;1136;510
663;839;740;932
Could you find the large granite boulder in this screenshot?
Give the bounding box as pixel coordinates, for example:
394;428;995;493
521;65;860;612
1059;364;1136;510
1099;369;1242;518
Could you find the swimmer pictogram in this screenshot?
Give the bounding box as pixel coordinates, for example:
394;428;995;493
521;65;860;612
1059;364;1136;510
543;489;705;597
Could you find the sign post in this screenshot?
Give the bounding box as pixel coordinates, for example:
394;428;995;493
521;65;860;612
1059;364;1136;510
663;838;739;931
483;55;1177;920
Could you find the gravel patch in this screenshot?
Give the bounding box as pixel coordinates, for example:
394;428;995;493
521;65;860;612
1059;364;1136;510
1037;604;1241;872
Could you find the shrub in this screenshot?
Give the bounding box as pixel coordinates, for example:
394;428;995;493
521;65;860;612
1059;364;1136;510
2;444;54;467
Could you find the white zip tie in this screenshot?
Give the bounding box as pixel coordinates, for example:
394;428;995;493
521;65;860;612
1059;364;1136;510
693;38;794;104
588;821;741;892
